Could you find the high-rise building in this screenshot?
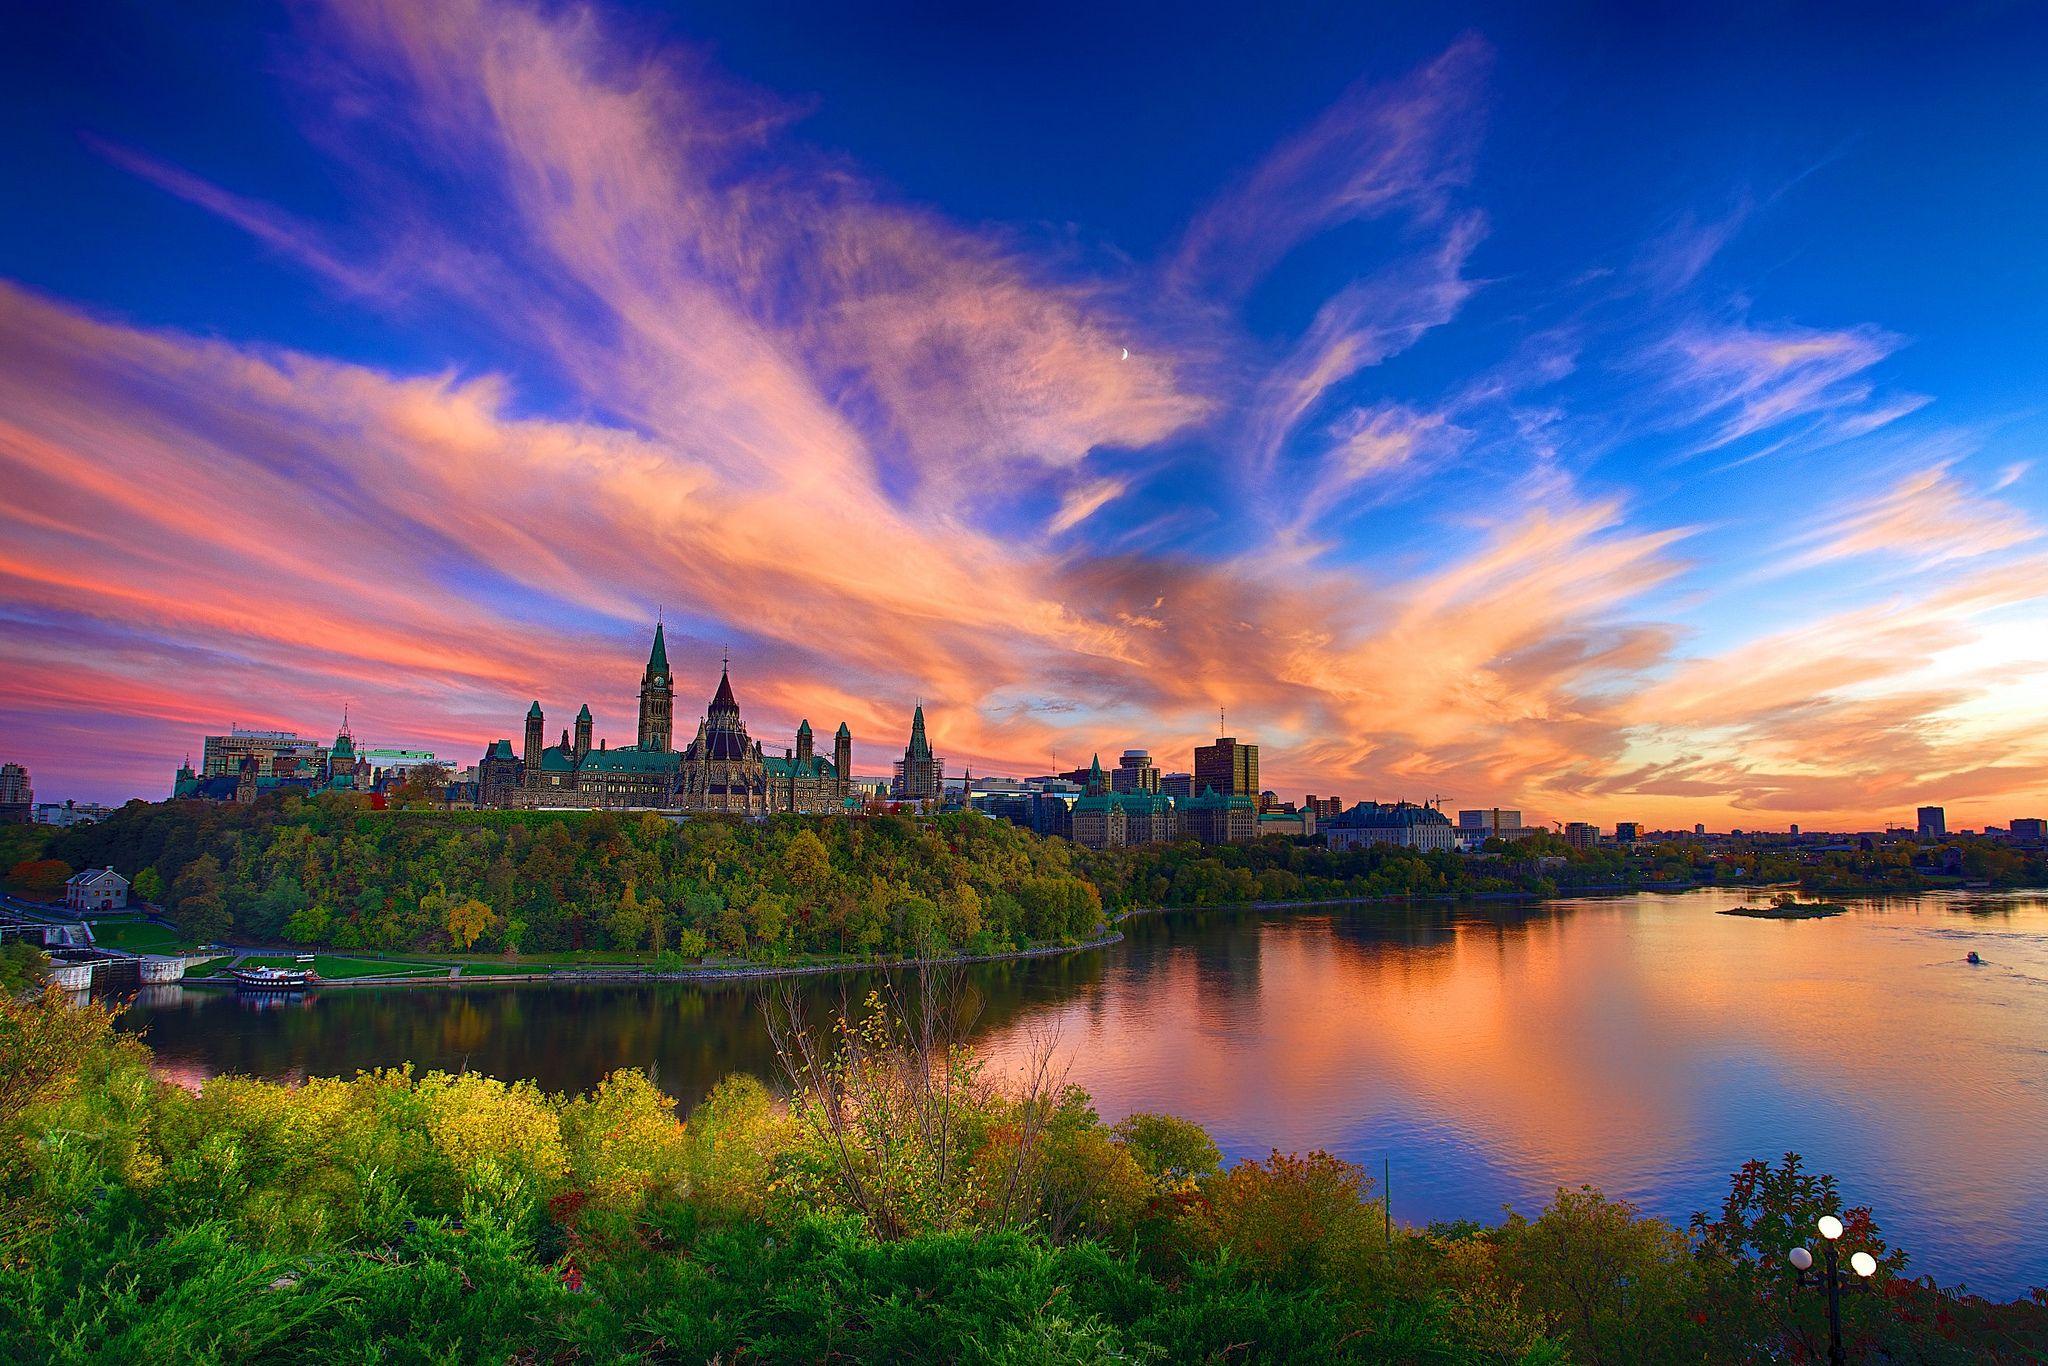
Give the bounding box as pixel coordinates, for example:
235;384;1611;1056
2009;817;2045;840
1193;735;1258;798
0;761;30;824
1304;794;1344;820
1111;749;1160;794
1916;805;1947;839
1564;821;1598;849
1457;808;1523;834
1160;772;1194;801
1694;823;1706;837
1614;821;1641;843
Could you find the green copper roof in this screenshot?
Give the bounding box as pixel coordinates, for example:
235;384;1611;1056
486;739;515;760
645;621;669;678
764;754;837;780
797;719;812;736
540;745;679;774
527;701;543;720
836;721;851;737
576;703;592;720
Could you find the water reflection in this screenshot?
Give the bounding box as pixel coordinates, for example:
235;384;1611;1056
121;888;2048;1296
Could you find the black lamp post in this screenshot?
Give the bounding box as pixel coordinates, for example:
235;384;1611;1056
1789;1213;1879;1366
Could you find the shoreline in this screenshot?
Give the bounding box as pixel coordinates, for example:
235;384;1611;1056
152;879;2031;994
187;927;1129;991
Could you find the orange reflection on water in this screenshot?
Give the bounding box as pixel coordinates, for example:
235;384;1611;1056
977;889;2048;1291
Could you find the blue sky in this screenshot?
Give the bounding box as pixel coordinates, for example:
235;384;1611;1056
2;0;2044;826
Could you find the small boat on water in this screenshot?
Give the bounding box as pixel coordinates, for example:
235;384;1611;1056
232;964;316;993
1966;951;1983;966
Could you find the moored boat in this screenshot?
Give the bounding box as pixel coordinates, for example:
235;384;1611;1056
232;964;316;992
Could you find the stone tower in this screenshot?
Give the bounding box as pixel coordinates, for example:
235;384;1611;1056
795;718;814;767
574;704;593;759
524;701;544;781
834;722;852;799
638;621;674;752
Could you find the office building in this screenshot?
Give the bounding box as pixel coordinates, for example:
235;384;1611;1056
1193;736;1259;798
1111;749;1160;794
1916;806;1946;840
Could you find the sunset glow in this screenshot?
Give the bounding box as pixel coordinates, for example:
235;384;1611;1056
5;1;2046;826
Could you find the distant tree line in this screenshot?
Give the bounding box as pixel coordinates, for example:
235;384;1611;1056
39;795;1103;960
17;794;2045;961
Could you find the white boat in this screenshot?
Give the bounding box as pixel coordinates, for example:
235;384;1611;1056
232;965;316;992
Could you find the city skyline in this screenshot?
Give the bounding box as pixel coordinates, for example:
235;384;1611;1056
4;1;2047;826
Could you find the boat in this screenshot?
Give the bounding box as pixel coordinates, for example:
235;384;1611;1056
232;964;316;993
1966;951;1982;966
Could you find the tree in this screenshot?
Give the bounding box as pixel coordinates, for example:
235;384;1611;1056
131;865;165;905
1112;1112;1222;1186
392;763;451;809
781;828;832;893
7;858;73;902
446;897;495;951
1489;1185;1702;1364
169;854;231;943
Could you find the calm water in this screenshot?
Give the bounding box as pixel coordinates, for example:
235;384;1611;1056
121;888;2048;1297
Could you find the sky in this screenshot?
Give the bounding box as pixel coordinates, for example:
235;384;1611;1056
3;0;2046;829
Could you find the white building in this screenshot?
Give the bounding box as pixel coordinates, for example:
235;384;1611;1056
64;867;130;912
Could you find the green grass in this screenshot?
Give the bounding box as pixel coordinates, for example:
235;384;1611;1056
232;954;449;980
184;957;236;978
86;918;189;954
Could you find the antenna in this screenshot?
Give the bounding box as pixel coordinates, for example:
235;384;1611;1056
1219;706;1226;737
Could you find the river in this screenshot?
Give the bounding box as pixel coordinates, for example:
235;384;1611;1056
120;887;2048;1297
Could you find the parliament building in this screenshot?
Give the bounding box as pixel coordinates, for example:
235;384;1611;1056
488;623;856;815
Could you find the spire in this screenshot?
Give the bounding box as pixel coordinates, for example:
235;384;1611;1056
577;703;592;720
836;721;851;738
645;620;669;679
710;666;738;714
797;719;812;736
527;700;543;719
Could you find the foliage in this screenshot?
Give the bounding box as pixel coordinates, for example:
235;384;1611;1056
6;857;73;901
1;988;2043;1362
0;940;50;994
51;800;1106;962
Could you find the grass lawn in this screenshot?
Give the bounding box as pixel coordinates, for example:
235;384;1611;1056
87;918;188;954
232;954;449;980
185;957;237;977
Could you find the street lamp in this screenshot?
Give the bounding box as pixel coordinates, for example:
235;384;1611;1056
1790;1213;1879;1366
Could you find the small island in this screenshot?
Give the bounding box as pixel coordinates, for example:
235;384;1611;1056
1720;892;1849;920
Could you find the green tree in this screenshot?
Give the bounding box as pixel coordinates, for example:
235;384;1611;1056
169;854;231;943
131;865;166;905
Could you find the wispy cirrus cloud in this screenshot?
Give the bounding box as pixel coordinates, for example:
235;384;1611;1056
4;0;2044;833
1776;462;2041;574
1171;32;1490;299
1658;317;1925;459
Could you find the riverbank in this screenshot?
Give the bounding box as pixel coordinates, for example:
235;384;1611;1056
176;879;1759;991
185;927;1128;990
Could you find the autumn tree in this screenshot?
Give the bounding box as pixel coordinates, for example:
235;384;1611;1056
446;897;496;951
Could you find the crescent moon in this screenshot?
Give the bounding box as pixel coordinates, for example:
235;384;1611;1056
1120;347;1130;361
